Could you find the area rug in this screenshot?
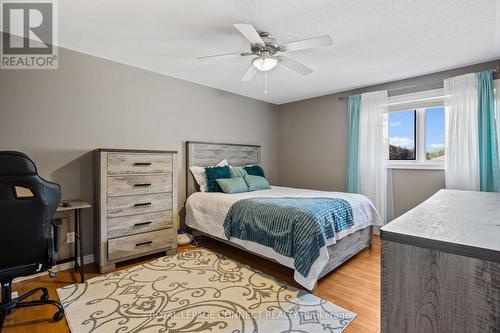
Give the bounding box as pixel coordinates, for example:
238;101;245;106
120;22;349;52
57;248;356;332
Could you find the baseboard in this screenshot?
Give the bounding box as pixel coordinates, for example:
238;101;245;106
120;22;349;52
12;254;95;283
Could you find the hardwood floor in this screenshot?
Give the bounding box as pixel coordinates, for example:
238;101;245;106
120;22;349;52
3;236;381;333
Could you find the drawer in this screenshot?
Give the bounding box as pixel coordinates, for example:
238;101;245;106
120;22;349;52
108;174;172;197
107;193;172;218
108;229;176;261
108;153;173;174
108;210;173;239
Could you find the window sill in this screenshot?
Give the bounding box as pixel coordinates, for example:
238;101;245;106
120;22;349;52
387;164;445;171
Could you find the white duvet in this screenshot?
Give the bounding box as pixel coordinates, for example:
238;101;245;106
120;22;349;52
185;186;382;289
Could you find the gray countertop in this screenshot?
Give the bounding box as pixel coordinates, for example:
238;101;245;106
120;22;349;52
381;189;500;261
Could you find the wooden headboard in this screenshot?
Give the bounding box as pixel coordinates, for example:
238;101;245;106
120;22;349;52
186;141;261;197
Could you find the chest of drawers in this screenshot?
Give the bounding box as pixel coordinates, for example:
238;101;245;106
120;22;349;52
380;190;500;333
94;149;177;273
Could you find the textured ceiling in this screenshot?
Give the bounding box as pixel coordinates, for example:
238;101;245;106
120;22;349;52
56;0;500;104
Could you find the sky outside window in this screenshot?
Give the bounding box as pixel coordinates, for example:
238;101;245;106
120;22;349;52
389;110;415;160
425;107;445;160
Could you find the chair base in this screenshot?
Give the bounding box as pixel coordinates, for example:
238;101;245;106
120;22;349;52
0;281;64;331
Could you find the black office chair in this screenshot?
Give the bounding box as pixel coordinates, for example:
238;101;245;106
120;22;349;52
0;151;64;330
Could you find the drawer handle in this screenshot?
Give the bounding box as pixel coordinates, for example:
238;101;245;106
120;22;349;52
134;221;152;227
135;241;153;247
133;162;152;166
134;202;152;207
134;183;152;187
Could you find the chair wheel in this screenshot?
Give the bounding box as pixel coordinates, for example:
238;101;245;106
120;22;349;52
53;310;64;321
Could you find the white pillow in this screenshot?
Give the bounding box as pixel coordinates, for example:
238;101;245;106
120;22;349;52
189;159;228;192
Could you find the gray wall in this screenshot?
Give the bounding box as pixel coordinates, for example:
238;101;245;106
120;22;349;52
0;47;280;257
1;43;498;260
278;60;500;219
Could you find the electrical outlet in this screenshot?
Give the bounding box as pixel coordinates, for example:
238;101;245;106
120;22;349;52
11;291;18;299
67;232;75;243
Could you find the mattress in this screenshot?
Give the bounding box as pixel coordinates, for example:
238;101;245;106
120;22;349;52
185;186;382;289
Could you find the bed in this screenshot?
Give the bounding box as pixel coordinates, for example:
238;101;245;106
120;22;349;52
185;141;382;290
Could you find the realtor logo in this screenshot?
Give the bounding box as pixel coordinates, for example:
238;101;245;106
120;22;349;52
1;0;58;69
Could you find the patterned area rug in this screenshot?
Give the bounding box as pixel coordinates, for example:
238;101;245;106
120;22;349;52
57;248;356;332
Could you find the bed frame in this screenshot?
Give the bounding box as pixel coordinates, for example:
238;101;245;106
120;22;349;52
185;141;372;288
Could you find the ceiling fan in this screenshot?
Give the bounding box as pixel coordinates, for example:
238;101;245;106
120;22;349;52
198;24;333;91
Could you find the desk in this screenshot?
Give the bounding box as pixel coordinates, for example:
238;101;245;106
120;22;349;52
56;200;91;283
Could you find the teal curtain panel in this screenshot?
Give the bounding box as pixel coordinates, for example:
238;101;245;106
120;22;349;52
477;70;500;192
346;95;361;193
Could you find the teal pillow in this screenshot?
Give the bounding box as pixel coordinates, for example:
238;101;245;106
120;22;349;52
216;177;249;194
244;175;271;191
205;166;231;192
230;166;248;178
244;165;266;178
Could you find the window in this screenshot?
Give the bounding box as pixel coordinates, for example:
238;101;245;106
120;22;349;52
425;107;445;161
389;110;416;160
388;103;445;169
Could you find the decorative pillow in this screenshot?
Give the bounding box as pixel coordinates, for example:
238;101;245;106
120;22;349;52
189;159;228;192
244;165;266;178
205;166;231;192
230;166;248;178
216;177;249;194
244;175;271;191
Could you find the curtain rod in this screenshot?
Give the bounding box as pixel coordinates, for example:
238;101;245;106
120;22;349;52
337;66;499;101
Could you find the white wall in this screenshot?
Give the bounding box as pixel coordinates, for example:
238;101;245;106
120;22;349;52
0;47;280;255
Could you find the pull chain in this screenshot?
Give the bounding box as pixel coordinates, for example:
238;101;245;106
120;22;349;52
264;72;268;94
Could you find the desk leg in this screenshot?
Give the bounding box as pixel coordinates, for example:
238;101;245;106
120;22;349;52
74;212;78;273
75;209;85;283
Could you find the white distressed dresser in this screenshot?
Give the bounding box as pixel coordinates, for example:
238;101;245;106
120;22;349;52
380;189;500;333
94;149;177;273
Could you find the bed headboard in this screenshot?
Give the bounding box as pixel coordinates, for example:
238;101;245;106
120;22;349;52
186;141;261;197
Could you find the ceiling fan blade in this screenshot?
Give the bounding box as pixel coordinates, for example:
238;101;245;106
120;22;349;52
241;65;256;82
284;35;332;52
198;51;250;61
279;56;313;76
234;24;265;46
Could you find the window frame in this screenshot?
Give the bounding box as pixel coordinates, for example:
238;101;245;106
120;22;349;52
387;91;445;170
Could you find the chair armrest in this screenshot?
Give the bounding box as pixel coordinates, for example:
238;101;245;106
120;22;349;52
52;218;63;254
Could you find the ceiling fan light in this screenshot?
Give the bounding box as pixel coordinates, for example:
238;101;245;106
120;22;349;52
252;56;278;72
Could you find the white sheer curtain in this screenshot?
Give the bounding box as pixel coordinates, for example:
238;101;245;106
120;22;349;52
358;91;389;223
444;73;479;190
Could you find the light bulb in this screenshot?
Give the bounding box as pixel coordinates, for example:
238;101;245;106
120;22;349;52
252;56;278;72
